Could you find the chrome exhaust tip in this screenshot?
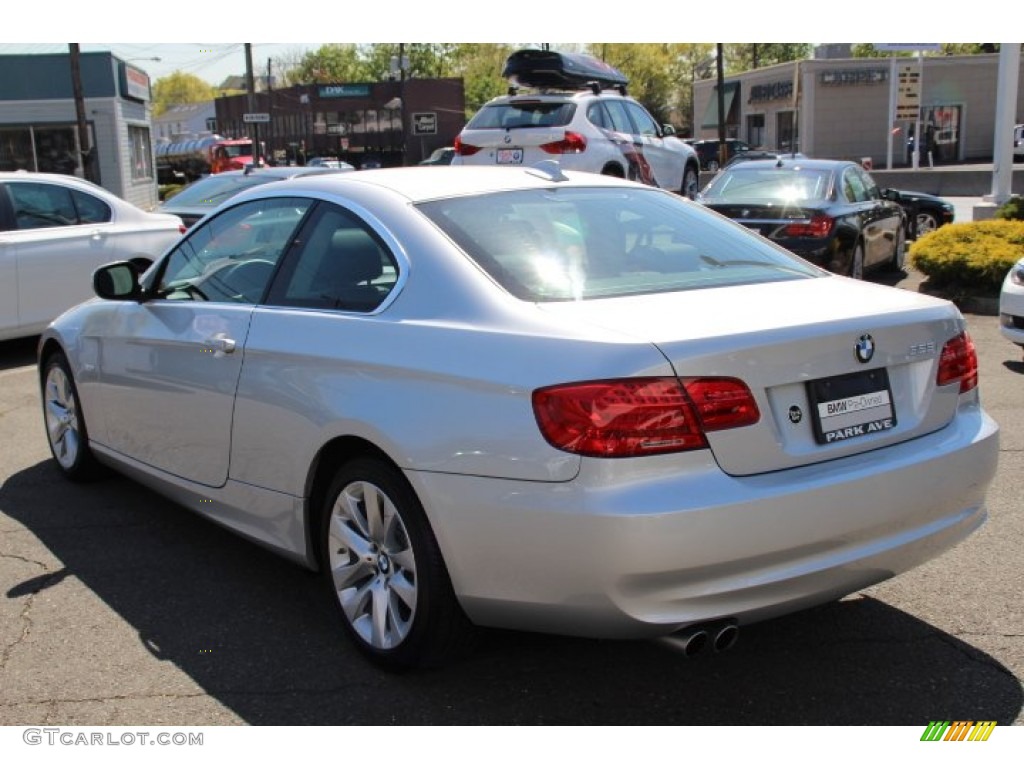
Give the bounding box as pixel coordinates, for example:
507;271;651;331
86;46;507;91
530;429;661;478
712;622;739;653
665;627;710;657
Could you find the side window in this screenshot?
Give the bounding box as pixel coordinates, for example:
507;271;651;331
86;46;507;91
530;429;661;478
587;102;610;130
854;167;880;200
268;203;398;313
843;169;867;203
601;100;635;134
70;189;111;223
624;102;659;137
155;197;311;304
8;183;77;229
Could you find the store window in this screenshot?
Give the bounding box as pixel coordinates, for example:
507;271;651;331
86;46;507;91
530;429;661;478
129;125;154;181
777;111;798;152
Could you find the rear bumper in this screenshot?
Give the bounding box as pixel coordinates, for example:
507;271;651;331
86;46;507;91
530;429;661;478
408;404;998;638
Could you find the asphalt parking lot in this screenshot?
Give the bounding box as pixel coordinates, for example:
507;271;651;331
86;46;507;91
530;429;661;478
0;271;1021;727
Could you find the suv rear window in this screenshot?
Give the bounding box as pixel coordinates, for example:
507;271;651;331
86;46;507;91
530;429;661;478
465;101;576;130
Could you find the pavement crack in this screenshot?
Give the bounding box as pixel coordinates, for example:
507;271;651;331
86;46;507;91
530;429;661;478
0;551;59;674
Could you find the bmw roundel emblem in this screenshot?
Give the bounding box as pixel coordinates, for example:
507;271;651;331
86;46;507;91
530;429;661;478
854;334;875;364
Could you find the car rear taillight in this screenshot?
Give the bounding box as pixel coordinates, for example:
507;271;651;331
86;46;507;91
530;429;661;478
783;214;834;238
532;377;759;458
454;136;481;156
540;131;587;155
936;331;978;393
178;224;188;234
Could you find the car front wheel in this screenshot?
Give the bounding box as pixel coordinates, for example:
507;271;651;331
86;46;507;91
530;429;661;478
41;351;103;481
681;165;699;200
915;211;940;238
319;457;475;669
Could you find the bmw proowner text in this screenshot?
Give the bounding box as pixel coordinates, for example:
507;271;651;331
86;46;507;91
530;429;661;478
23;729;203;746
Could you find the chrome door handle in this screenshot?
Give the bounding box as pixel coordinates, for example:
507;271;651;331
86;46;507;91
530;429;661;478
205;336;236;356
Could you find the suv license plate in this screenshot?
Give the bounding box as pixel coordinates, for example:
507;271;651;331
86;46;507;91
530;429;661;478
496;148;524;165
806;368;896;445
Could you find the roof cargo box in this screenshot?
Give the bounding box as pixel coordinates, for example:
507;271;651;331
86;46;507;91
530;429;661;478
502;49;629;92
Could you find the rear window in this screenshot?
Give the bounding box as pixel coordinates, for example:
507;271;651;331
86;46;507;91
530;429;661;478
418;187;821;302
465;101;576;130
701;167;834;202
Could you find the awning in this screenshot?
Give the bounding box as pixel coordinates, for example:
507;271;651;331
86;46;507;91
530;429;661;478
701;82;739;130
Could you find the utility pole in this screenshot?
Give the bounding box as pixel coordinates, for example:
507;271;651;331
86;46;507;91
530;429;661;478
69;44;97;182
267;57;274;163
716;43;726;168
245;43;260;164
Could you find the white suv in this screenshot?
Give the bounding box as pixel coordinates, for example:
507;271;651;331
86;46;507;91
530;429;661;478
452;89;701;198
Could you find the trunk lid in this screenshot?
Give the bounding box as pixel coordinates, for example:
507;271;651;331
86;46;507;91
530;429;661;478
538;276;967;476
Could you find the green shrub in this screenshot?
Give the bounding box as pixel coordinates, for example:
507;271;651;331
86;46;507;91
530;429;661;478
994;195;1024;221
909;220;1024;295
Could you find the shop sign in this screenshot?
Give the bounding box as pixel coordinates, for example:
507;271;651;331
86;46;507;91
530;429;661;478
749;81;793;103
412;113;437;135
318;84;371;98
819;69;888;86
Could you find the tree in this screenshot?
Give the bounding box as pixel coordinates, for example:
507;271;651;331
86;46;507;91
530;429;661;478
290;44;368;84
724;44;812;73
152;71;216;116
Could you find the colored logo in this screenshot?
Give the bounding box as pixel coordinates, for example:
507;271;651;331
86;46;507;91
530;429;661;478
920;721;996;742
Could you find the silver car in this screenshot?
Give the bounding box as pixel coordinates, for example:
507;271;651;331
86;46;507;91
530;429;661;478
38;165;999;669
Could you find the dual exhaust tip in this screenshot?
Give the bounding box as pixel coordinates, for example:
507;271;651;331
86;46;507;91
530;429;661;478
666;620;739;658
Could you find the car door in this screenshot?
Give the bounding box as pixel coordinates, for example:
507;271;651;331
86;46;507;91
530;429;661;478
0;185;18;335
622;100;684;191
2;180;116;333
852;166;902;268
96;196;313;487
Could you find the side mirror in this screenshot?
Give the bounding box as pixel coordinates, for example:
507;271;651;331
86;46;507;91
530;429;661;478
662;124;676;137
93;261;143;301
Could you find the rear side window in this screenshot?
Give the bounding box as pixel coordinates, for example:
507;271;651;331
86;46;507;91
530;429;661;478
5;182;109;229
466;101;576;129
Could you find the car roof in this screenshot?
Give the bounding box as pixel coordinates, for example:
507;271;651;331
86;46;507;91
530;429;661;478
227;164;644;206
483;89;636;105
718;157;851;171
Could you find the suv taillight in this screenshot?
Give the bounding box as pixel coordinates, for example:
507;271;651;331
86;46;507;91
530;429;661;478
532;377;759;458
783;214;834;238
936;331;978;393
454;136;481;156
540;131;587;155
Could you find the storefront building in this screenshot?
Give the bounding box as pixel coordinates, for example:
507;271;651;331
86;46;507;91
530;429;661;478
0;52;158;209
693;53;1024;168
214;78;465;168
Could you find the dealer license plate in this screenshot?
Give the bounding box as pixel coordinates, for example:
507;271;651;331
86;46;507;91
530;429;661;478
496;148;524;165
806;368;896;445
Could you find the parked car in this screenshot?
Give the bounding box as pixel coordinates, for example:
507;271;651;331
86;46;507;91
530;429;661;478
0;171;184;342
881;188;954;238
452;50;700;198
697;157;907;278
39;166;998;669
999;256;1024;358
419;147;455;166
307;157;356;170
1013;124;1024;159
688;138;752;172
722;150;806;169
158;166;350;229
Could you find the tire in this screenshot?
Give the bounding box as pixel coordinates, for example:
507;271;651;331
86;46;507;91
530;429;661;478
319;456;476;669
888;225;907;272
848;242;865;280
681;164;699;200
915;211;939;238
41;351;104;481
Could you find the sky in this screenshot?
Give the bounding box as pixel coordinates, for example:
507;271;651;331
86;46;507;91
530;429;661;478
0;4;1001;87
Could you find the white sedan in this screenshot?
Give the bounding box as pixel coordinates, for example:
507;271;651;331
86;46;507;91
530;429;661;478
0;172;183;341
38;165;999;669
999;256;1024;357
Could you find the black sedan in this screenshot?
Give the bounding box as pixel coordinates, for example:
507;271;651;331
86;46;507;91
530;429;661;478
697;158;907;279
881;188;955;238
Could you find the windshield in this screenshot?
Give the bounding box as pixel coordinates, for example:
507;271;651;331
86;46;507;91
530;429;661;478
701;167;834;202
418;187;822;302
166;175;277;207
222;143;253;158
466;101;576;130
